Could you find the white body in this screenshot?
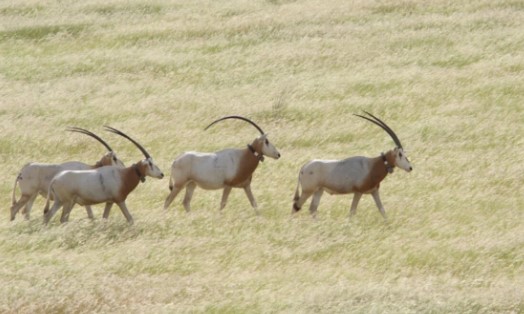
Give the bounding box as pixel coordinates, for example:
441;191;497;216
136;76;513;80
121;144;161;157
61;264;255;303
51;167;125;206
164;134;280;213
298;157;373;195
10;152;124;221
173;149;253;189
44;158;164;224
293;147;412;220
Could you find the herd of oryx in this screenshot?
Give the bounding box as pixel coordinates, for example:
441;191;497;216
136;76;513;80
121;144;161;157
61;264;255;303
10;112;412;225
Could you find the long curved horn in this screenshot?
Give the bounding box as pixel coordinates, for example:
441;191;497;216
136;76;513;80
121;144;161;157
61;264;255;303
354;111;403;148
104;126;151;159
204;115;265;135
67;127;114;152
362;111;403;148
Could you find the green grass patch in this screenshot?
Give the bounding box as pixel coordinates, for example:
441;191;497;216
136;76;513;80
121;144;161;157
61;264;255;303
0;4;45;16
0;24;89;41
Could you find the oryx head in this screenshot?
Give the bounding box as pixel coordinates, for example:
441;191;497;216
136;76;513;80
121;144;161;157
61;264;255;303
354;111;413;173
67;127;125;168
104;126;164;179
205;115;281;160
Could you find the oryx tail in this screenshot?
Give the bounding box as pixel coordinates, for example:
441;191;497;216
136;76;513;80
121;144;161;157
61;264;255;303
43;182;55;215
12;173;21;206
293;178;302;212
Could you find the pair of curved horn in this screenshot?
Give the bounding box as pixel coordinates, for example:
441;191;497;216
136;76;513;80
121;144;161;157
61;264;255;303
67;127;114;152
205;115;265;135
354;111;403;149
104;126;151;159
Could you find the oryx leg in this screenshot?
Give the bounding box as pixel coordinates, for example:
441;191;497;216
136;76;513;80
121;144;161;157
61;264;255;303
243;185;259;214
308;188;324;217
164;183;184;210
102;202;114;219
182;182;196;212
60;201;75;224
349;193;363;217
44;199;63;224
116;202;134;224
10;194;33;221
292;189;315;214
371;190;387;221
22;194;38;220
85;205;94;219
220;186;232;210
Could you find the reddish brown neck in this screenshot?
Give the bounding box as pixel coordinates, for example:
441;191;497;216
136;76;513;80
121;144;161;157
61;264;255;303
92;154;113;169
381;150;396;174
133;163;146;182
247;138;264;162
116;162;146;202
354;150;395;193
224;146;260;186
93;158;108;169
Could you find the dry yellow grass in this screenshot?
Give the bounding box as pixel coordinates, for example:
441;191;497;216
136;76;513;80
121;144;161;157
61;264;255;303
1;0;523;312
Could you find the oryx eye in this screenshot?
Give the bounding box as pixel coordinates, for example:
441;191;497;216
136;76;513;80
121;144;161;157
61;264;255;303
399;152;403;157
113;157;117;162
265;139;269;145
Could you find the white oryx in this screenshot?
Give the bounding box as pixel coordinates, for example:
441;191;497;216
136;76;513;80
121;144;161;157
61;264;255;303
292;112;412;220
43;127;164;225
164;115;281;213
10;127;125;221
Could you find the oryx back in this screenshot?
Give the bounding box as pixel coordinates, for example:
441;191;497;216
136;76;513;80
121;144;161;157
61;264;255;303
19;162;91;195
17;163;56;196
51;167;122;206
172;149;247;190
299;156;371;195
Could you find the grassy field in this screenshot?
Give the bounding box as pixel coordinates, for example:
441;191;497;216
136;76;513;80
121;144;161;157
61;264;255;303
1;0;523;312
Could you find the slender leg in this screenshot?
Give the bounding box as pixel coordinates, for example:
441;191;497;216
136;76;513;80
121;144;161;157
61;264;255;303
60;201;75;224
116;202;134;224
308;188;324;218
349;193;362;217
22;194;38;220
371;190;387;221
102;202;114;219
182;182;196;212
85;205;94;219
220;186;232;210
10;194;32;221
44;199;63;224
243;184;259;214
164;184;184;210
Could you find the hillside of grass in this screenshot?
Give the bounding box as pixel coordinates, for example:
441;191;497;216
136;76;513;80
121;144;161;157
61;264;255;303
0;0;523;312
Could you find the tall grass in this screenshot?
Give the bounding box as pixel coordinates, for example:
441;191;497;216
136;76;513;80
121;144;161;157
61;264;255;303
0;0;523;312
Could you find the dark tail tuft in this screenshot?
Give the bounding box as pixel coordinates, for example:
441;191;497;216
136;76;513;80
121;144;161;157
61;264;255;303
293;202;301;213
